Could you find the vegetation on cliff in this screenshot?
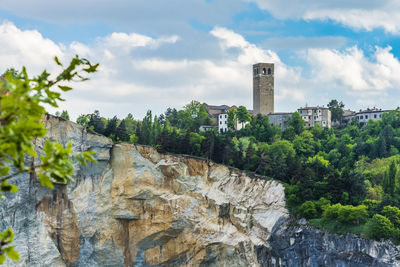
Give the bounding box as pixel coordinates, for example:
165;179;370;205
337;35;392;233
75;101;400;242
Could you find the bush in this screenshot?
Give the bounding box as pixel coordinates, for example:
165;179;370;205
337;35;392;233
381;206;400;228
298;201;317;219
335;205;368;225
366;214;394;240
315;197;331;216
322;203;342;221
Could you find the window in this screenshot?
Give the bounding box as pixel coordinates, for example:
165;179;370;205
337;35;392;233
365;115;368;119
256;68;259;74
220;121;222;125
219;115;222;118
309;116;311;119
314;116;316;120
360;116;363;119
225;115;227;118
322;121;326;125
263;68;266;74
374;114;377;119
253;69;257;76
225;121;227;124
299;110;302;114
268;68;271;75
380;114;382;118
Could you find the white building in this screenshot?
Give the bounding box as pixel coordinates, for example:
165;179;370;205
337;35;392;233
351;108;389;124
218;113;228;133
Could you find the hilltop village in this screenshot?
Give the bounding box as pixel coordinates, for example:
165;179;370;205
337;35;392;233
200;62;390;133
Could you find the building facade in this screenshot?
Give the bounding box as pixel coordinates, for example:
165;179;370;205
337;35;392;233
350;108;388;124
298;106;331;128
268;112;293;131
253;63;274;115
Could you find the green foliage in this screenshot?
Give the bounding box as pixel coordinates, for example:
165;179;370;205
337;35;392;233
0;56;97;263
227;108;237;130
327;99;344;123
298;201;317;219
381;205;400;228
236;105;250;127
366;214;394;240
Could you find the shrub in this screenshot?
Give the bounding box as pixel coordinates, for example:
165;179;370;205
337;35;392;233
366;214;394;240
298;201;317;219
381;206;400;228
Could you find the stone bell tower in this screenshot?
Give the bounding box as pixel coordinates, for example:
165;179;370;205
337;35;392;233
253;63;274;115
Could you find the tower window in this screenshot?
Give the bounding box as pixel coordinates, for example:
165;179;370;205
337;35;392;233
268;68;271;75
263;68;266;74
253;69;257;76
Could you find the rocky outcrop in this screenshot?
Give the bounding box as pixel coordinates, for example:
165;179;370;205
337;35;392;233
2;116;400;266
0;116;287;266
256;218;400;267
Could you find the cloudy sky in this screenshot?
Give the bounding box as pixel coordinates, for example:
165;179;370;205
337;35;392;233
1;0;400;120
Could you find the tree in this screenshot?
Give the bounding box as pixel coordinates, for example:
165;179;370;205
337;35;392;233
327;99;345;123
104;116;118;138
298;201;317;219
76;114;89;127
367;214;394;240
285;112;304;136
55;110;70;120
227;108;237;130
236;106;250;128
0;56;97;263
383;161;396;197
88;110;105;134
141;110;153;145
381;206;400;228
116;119;130;142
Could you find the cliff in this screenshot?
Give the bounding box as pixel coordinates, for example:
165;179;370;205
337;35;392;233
1;116;399;266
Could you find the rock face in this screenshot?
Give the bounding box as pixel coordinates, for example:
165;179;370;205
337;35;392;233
0;116;287;266
1;116;400;266
257;218;400;267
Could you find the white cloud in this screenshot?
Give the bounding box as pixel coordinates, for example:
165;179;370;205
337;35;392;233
248;0;400;34
306;46;400;92
2;20;400;121
0;21;63;74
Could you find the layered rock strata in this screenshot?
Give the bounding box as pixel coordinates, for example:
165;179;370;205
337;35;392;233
0;116;287;266
2;116;400;266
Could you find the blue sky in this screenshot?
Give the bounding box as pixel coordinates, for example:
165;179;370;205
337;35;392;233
1;0;400;119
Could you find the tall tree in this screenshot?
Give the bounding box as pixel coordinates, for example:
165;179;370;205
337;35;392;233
116;119;129;142
104;116;118;138
328;99;345;123
227;108;237;130
236;106;251;128
141;110;153;145
88;110;105;134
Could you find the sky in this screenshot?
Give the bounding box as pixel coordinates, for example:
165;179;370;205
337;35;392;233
1;0;400;120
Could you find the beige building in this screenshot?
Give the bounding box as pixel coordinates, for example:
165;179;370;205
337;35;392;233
253;63;274;115
298;106;331;128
